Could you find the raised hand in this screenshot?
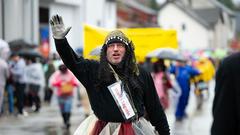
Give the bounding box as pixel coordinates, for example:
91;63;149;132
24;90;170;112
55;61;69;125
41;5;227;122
49;14;71;39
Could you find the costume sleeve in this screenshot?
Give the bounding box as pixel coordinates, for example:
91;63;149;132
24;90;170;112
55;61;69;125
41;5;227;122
143;71;170;135
211;59;236;135
54;38;98;89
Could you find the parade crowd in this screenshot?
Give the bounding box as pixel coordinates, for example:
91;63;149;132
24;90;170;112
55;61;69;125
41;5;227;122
0;15;227;134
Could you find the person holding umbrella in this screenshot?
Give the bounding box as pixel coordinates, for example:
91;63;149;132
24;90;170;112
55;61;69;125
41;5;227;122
9;53;27;116
50;14;170;135
151;59;172;110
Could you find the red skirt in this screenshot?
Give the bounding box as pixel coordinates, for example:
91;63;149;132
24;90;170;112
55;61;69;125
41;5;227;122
91;120;135;135
73;114;157;135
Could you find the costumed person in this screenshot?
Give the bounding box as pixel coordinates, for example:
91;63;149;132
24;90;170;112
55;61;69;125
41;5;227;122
169;61;200;121
49;64;80;130
151;59;172;110
50;15;170;135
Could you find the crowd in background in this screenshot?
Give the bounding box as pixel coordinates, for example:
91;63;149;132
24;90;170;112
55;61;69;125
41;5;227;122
140;51;217;122
0;37;226;129
0;48;60;116
0;39;91;129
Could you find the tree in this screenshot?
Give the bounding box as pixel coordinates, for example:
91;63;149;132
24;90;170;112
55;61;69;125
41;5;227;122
150;0;160;10
218;0;240;11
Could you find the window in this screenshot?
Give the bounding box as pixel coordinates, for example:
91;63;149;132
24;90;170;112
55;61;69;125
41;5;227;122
182;23;186;31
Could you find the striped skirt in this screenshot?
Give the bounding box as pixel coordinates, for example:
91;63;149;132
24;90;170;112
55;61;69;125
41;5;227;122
73;114;158;135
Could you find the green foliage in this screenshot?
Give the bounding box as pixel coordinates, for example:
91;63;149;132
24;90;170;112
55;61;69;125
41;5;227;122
218;0;240;11
150;0;160;10
135;0;160;10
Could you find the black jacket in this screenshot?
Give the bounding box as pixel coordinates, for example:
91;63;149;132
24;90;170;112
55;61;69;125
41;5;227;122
211;52;240;135
54;38;170;135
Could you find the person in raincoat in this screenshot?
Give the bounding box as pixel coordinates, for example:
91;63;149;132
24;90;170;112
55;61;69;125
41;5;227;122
193;57;215;83
0;58;9;114
169;61;200;121
192;57;215;110
50;14;170;135
49;64;80;130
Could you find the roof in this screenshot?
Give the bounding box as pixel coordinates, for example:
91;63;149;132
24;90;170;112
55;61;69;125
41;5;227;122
160;1;212;29
159;0;236;29
193;8;220;27
209;0;236;17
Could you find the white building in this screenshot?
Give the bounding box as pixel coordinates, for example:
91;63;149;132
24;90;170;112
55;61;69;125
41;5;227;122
1;0;39;45
0;0;117;53
158;0;236;51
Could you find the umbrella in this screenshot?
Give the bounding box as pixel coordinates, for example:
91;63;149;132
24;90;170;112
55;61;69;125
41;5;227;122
213;48;227;59
8;39;37;52
146;48;186;61
18;49;43;59
89;46;102;56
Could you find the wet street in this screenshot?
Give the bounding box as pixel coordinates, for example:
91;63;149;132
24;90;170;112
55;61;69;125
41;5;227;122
0;80;215;135
0;94;86;135
0;105;85;135
168;80;215;135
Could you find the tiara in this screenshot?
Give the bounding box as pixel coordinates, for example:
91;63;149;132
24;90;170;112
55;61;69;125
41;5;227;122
105;36;129;46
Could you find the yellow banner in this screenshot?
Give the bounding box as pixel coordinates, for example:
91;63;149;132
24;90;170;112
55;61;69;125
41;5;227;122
84;24;178;62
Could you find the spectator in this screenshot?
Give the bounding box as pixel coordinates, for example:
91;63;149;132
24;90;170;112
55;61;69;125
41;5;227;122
0;58;9;114
9;54;26;116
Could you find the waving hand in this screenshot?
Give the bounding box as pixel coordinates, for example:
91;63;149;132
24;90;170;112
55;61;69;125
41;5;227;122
49;14;71;39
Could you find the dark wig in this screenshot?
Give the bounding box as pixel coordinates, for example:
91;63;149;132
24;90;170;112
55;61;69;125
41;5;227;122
98;41;138;83
97;30;141;96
